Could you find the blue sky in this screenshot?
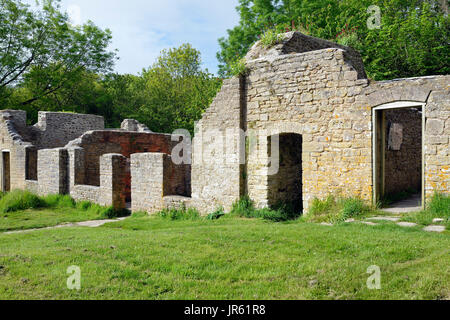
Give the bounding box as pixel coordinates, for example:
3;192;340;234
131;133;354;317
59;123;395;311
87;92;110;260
25;0;240;75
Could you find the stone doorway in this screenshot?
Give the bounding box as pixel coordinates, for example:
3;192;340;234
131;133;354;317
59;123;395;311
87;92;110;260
2;151;11;192
373;102;425;209
267;133;303;213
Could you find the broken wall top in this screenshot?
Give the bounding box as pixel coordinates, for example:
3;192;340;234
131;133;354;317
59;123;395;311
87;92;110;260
245;32;367;79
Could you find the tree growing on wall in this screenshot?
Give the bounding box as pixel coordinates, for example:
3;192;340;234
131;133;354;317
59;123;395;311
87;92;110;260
0;0;116;113
217;0;449;80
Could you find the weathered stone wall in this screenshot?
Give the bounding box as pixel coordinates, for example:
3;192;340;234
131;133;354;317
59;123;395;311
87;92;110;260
192;32;449;213
98;154;128;209
384;108;422;195
0;110;104;191
131;152;191;213
424;90;449;199
361;76;449;204
37;148;68;195
245;48;372;211
191;77;245;212
65;130;177;191
34;112;104;148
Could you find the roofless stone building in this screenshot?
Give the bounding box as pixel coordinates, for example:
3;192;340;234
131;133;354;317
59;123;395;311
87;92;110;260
1;32;448;214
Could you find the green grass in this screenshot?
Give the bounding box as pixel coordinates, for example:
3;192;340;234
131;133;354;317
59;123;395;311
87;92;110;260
306;196;375;223
401;193;450;228
0;191;130;232
0;215;448;300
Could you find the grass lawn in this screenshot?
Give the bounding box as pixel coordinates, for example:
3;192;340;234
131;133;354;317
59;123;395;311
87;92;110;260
0;214;448;300
0;207;108;232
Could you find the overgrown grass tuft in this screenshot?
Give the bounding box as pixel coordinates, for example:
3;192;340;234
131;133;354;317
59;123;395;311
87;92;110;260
42;194;75;208
260;29;284;48
229;58;248;77
0;190;43;213
230;196;301;222
158;206;201;221
307;196;372;223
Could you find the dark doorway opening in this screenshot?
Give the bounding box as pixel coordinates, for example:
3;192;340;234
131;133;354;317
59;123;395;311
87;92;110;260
374;106;423;209
268;133;303;213
2;151;11;192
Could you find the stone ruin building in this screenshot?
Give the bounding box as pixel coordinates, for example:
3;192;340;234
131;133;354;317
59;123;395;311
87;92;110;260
0;32;448;215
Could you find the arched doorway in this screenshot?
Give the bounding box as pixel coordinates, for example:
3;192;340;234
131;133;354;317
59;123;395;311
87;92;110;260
267;133;303;213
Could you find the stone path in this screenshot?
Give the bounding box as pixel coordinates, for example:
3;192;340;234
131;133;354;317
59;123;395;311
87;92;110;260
319;215;447;233
3;217;127;235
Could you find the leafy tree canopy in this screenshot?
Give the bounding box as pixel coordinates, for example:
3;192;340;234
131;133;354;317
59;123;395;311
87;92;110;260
0;0;116;107
217;0;449;80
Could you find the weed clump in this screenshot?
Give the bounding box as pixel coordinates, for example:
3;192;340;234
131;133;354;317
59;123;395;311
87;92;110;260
307;196;372;223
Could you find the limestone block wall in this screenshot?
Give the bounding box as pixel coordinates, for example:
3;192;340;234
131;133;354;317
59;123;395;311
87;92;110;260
384;108;422;195
37;148;68;195
191;77;245;212
98;154;128;209
361;76;449;204
0;110;35;191
34;112;104;148
424;90;449;199
0;110;105;192
131;152;191;214
245;48;372;211
66;131;176;188
131;153;165;213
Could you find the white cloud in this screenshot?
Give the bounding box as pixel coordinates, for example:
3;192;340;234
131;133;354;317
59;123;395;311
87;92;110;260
36;0;241;74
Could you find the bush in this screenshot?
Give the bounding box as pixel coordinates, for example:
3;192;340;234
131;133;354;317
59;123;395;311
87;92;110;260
158;206;201;221
307;196;372;223
0;190;43;213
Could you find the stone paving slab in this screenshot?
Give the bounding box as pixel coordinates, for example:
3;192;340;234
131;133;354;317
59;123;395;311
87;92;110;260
3;217;127;235
367;216;401;222
423;225;446;233
360;221;378;226
397;222;418;227
432;218;445;223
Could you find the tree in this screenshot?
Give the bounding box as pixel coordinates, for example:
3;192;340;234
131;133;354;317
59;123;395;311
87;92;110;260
0;0;116;108
137;44;222;134
217;0;449;80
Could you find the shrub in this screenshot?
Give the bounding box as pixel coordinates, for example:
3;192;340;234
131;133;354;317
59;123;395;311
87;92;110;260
0;190;44;213
158;206;201;221
260;29;284;48
307;196;372;223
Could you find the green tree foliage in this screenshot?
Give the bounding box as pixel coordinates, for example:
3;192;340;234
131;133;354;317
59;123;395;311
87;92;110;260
0;0;116;109
136;44;222;134
217;0;449;80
